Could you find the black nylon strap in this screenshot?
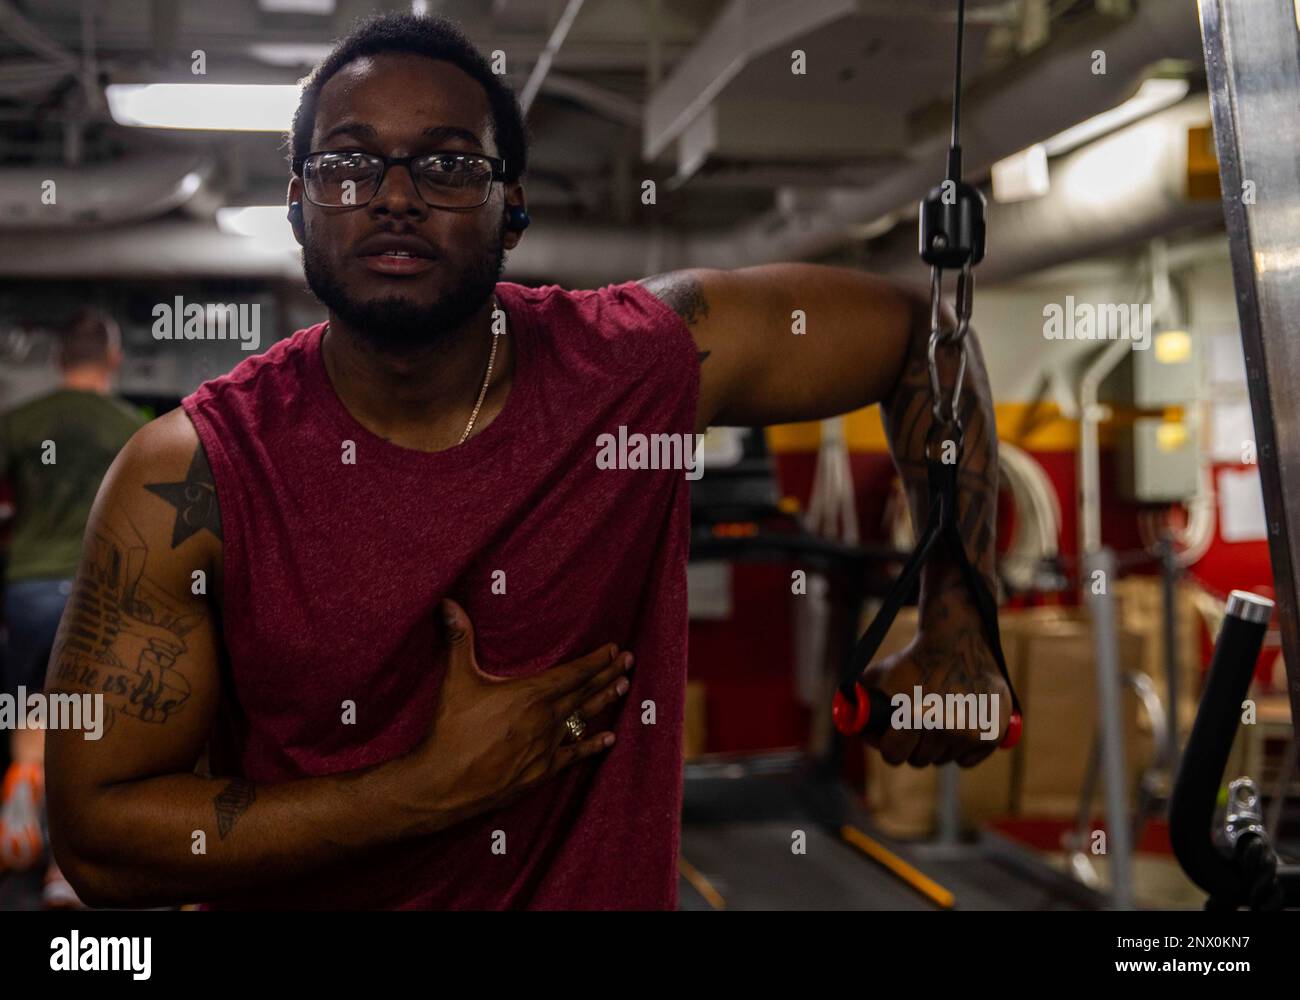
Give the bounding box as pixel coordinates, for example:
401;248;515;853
836;491;942;692
934;458;1022;716
838;453;1021;716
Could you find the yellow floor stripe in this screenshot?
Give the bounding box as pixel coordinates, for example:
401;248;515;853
840;825;955;909
678;855;727;910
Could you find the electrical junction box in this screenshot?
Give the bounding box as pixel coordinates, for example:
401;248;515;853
1101;327;1201;409
1116;417;1199;503
1136;328;1200;407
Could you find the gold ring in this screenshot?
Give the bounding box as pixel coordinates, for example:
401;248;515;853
564;713;586;742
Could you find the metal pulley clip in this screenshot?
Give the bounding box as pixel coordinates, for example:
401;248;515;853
920;146;984;432
919;150;987;269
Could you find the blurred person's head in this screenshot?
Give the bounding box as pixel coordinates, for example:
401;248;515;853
288;13;530;354
58;308;122;391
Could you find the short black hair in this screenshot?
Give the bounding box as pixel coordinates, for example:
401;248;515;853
291;12;529;184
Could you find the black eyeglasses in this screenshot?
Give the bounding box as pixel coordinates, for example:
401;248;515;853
292;150;508;209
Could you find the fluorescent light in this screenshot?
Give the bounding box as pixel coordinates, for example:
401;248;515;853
1042;77;1189;157
106;84;302;131
258;0;334;12
1059;119;1164;207
216;206;300;254
991;143;1049;203
249;43;332;67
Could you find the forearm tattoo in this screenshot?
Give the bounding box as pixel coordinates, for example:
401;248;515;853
213;779;256;839
883;322;999;614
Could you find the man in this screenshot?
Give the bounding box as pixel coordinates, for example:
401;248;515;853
0;308;145;907
44;13;1008;910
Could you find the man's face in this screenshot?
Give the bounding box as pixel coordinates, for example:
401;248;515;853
294;53;520;352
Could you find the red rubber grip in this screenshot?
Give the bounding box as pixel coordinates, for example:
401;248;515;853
832;682;871;735
1000;711;1023;749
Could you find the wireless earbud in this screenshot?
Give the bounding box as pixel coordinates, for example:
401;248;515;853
506;205;530;232
288;201;304;229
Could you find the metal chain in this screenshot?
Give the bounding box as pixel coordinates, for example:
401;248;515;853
926;261;973;428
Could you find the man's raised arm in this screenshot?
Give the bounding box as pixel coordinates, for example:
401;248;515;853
640;264;1010;764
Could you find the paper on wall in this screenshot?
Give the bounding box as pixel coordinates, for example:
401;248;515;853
1218;466;1267;542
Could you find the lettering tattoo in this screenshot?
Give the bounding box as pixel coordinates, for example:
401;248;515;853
49;519;198;733
213;779;255;839
145;444;222;546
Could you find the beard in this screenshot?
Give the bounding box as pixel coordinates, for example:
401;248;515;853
303;223;507;353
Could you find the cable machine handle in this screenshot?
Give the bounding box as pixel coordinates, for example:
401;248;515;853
1169;590;1273;902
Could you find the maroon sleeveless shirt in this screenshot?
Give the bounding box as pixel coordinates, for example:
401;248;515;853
182;280;699;909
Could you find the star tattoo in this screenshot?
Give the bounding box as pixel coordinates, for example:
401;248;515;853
145;444;223;547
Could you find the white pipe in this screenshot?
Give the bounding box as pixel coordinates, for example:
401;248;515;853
1078;338;1132;556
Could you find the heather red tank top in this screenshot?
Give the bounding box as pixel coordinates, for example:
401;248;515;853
182;280;699;909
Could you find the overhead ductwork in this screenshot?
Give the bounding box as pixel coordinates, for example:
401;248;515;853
0;0;1205;285
674;0;1204;272
0;151;212;229
0;218;300;280
864;97;1223;284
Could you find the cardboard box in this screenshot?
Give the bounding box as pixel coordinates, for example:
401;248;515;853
1013;615;1150;816
1112;576;1204;737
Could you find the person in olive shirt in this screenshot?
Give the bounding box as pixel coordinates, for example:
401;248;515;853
0;308;145;906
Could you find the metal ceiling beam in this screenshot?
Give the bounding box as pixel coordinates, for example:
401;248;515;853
642;0;860;161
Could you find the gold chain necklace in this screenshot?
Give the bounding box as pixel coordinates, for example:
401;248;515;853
459;295;503;445
322;296;503;447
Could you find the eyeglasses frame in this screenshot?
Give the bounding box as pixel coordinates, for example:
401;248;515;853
291;149;509;209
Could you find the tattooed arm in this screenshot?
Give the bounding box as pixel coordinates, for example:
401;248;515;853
42;409;459;908
639;265;1008;766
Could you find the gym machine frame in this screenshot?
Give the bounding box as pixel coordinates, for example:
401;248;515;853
1162;0;1300;909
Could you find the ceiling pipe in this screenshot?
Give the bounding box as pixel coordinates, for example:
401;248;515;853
676;0;1203;271
0;0;1203;285
0;151;213;229
864;96;1223;285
